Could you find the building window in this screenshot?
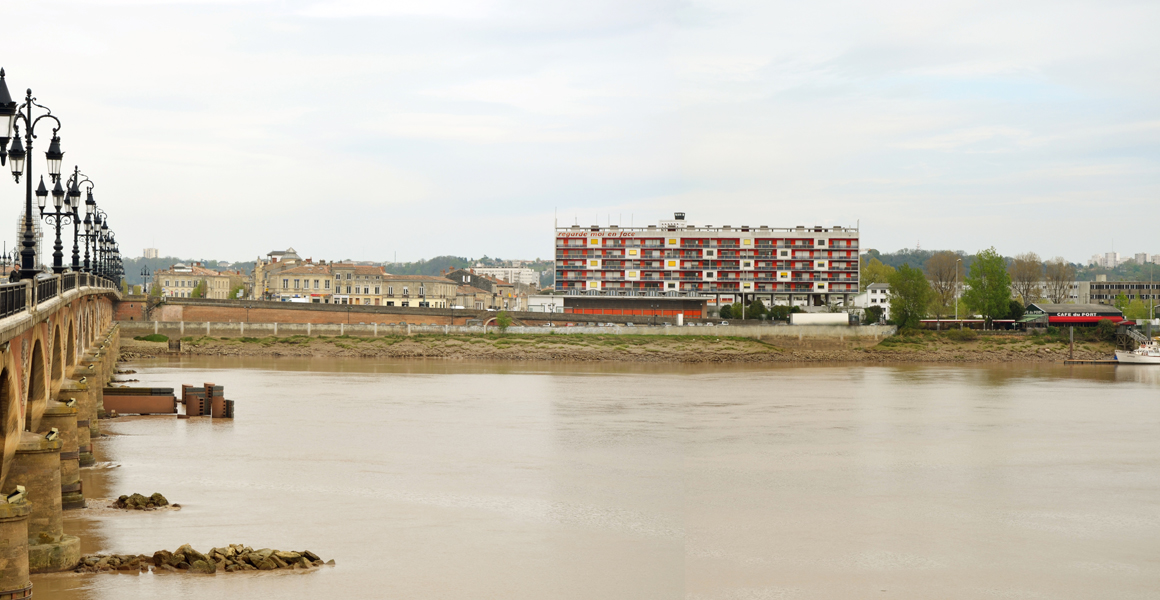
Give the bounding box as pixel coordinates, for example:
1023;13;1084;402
374;286;380;294
346;286;351;293
403;287;409;295
325;280;331;289
347;273;351;279
314;280;319;289
283;279;289;288
401;302;409;307
294;279;300;289
419;286;425;296
388;286;393;295
386;301;394;306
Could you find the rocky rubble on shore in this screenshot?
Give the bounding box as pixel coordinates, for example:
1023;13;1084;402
112;492;174;510
75;544;332;573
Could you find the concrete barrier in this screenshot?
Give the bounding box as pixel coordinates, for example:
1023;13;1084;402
120;320;896;340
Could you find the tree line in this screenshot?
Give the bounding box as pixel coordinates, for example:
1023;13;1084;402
863;250;1157;329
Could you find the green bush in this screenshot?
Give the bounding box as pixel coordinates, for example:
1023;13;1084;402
1046;326;1059;335
133;334;169;343
1095;318;1117;341
945;329;978;342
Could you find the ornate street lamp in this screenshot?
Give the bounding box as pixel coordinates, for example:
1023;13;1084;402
0;69;17;166
65;166;92;271
3;70;65;280
37;173;74;274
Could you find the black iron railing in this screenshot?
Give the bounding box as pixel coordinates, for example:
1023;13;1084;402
0;282;27;319
36;277;59;305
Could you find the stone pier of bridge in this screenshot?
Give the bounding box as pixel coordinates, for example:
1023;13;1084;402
0;273;121;596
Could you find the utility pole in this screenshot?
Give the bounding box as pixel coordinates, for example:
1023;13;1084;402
1069;326;1074;360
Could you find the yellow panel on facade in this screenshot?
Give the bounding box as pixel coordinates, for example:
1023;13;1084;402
590;238;600;245
590;260;598;266
628;271;637;277
667;260;676;267
743;239;752;245
668;238;677;245
628;249;638;256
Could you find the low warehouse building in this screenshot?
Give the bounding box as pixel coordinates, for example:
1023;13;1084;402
1023;303;1124;326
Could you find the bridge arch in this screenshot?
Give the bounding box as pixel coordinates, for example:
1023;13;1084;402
0;365;18;493
51;323;64;389
26;338;47;432
67;319;76;368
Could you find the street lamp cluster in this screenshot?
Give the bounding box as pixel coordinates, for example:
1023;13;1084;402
0;68;122;283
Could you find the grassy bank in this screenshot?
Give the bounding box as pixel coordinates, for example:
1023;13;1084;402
122;330;1117;363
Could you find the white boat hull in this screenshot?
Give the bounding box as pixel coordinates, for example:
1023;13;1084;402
1115;350;1160;364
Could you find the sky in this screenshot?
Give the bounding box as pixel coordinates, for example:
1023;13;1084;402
1;0;1158;264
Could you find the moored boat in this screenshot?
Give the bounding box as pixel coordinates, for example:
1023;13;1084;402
1115;341;1160;364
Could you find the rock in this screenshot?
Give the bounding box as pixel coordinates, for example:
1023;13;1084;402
189;559;216;574
256;558;277;570
153;550;172;566
176;562;190;570
274;550;301;561
254;548;274;561
326;559;335;566
177;544;210;566
160;564;178;572
270;555;289;569
302;550;320;562
297;557;312;569
150;492;169;506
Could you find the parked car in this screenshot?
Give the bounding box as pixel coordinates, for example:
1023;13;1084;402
719;321;729;326
626;323;634;327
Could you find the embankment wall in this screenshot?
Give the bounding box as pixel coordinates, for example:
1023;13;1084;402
119;320;896;340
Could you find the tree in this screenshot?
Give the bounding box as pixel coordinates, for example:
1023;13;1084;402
860;257;895;291
496;311;512;332
747;298;767;320
887;264;933;330
768;305;791;321
191;280;207;298
962;247;1012;327
1114;292;1130;312
1044;257;1076;303
924;251;961;320
1124;299;1151;321
1007;299;1025;322
864;305;884;325
719;304;733;319
1009;252;1043;305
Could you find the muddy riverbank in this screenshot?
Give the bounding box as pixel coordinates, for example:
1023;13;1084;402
119;332;1117;364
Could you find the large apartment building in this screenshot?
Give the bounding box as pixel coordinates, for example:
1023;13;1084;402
554;213;860;309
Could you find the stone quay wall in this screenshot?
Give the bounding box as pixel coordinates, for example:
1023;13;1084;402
121;320;896;340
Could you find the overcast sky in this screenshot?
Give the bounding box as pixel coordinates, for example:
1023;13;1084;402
2;0;1158;264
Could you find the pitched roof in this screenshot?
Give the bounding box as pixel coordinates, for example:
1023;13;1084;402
384;274;456;284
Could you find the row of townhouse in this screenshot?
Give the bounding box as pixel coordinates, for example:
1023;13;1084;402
153;263;248;299
251;248;529;309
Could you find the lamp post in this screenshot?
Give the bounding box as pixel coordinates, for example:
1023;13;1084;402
141;264;152;294
955;258;963;330
2;71;65;281
36;173;74;274
65;166;92;271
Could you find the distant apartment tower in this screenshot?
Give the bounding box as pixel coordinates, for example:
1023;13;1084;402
554;213;860;308
143;248;159;259
469;267;539;286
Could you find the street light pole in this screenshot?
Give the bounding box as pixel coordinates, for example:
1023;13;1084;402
3;74;65;281
955;258;962;330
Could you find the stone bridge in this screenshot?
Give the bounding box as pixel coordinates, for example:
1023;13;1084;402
0;272;121;596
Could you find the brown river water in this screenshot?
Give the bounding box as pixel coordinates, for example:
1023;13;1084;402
31;358;1160;599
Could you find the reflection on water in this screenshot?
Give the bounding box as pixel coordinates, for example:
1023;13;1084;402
34;359;1160;600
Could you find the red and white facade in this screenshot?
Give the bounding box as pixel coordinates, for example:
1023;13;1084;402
555;213;860;310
